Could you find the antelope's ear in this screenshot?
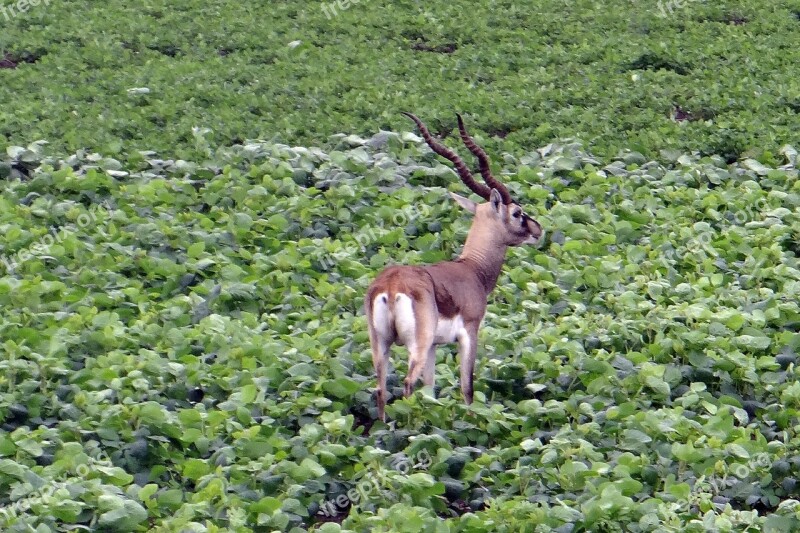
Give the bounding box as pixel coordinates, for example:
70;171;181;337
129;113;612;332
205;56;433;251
449;192;477;214
489;188;503;213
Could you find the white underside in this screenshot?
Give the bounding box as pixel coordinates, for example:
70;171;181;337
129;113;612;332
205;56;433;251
371;293;467;347
433;315;465;344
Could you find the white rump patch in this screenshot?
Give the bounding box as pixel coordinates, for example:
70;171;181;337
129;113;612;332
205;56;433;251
371;293;393;340
434;314;465;344
393;293;416;348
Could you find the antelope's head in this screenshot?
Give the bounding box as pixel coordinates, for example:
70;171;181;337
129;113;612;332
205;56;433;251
402;112;544;247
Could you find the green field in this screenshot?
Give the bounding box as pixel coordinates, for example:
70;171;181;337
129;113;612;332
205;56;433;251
2;0;800;160
2;0;800;531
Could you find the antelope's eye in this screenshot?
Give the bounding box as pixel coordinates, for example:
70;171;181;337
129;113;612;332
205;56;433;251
512;211;521;218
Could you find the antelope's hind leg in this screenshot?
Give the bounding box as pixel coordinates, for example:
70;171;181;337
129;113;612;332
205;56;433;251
369;328;392;421
368;294;394;421
394;294;436;398
404;341;435;398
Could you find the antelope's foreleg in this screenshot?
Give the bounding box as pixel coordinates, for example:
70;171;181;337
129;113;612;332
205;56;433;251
422;345;436;390
457;326;478;404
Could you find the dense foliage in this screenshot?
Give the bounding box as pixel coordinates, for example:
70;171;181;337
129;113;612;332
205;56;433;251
3;0;800;531
1;0;800;161
1;132;799;531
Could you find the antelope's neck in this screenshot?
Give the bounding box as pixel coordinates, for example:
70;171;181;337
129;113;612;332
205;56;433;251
458;229;508;294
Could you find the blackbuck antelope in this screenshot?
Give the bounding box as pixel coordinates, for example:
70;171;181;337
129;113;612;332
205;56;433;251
365;113;544;421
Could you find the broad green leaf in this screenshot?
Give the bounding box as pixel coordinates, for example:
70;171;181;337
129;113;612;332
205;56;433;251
187;241;205;258
98;500;148;531
182;458;211;480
